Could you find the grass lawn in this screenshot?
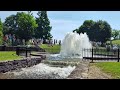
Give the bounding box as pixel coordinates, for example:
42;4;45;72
112;40;120;45
40;44;61;54
0;51;22;61
92;62;120;79
107;40;120;45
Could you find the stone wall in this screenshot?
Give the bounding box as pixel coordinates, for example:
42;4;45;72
0;55;46;73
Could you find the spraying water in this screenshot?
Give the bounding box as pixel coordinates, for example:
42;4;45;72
48;32;92;60
60;32;92;58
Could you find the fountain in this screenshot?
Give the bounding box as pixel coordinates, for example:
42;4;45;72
48;32;92;60
0;32;92;79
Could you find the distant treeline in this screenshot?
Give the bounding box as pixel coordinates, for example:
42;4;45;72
0;11;52;45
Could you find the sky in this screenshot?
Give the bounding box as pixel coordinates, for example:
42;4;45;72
0;11;120;41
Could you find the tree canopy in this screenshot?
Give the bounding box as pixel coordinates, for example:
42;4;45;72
15;12;38;42
3;12;38;42
2;11;53;45
111;29;120;40
73;20;112;44
35;11;52;43
3;14;17;35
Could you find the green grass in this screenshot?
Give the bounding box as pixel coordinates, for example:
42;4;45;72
0;51;22;61
40;44;61;54
107;40;120;45
112;40;120;45
92;62;120;79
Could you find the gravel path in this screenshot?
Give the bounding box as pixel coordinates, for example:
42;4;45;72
67;61;89;79
88;64;112;79
67;61;113;79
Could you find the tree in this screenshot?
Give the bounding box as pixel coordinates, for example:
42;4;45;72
0;18;3;45
3;12;38;44
73;20;95;41
93;20;112;44
73;29;79;33
111;29;120;40
3;14;17;35
35;11;52;43
73;20;112;44
16;12;38;42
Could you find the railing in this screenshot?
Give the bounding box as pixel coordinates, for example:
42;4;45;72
82;48;120;62
0;45;17;51
2;45;120;62
16;47;31;57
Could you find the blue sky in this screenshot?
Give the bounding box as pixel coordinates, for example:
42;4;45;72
0;11;120;41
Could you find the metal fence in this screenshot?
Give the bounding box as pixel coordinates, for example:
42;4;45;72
34;48;120;62
2;45;120;62
82;48;120;62
16;47;31;57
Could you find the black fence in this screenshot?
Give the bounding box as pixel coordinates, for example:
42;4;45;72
36;48;120;62
0;46;37;57
0;45;44;51
16;47;31;57
0;45;17;51
1;45;120;61
82;48;120;62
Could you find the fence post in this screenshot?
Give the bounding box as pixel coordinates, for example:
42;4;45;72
26;47;27;57
17;47;19;56
92;48;93;62
118;49;119;62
